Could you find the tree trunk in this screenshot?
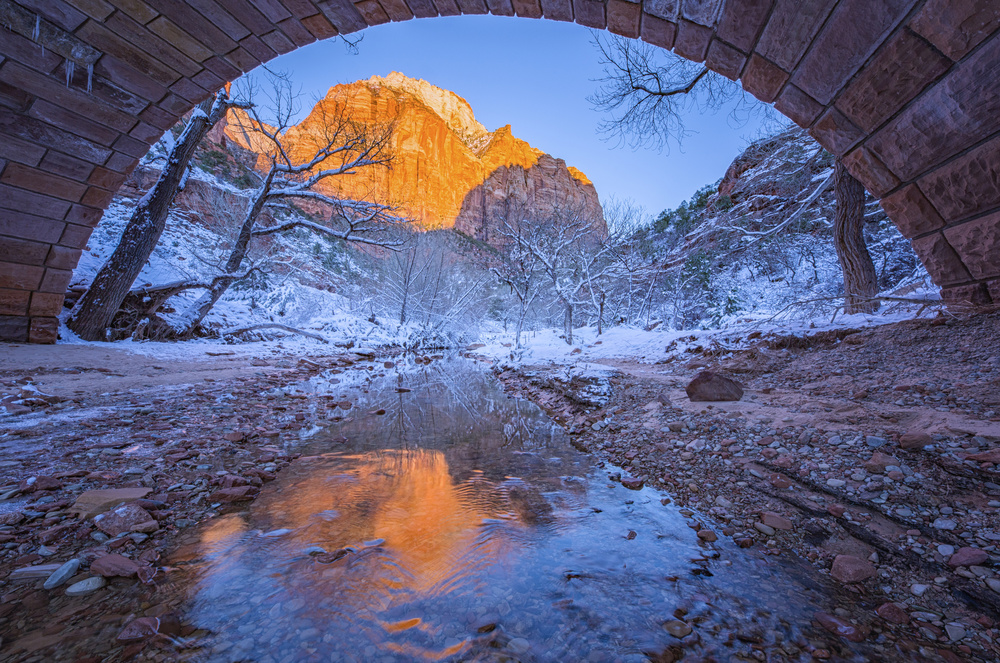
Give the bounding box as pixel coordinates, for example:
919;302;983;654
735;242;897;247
597;291;605;336
564;301;573;345
68;92;229;341
179;169;273;336
833;159;880;314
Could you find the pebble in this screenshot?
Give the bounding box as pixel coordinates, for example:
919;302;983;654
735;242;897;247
754;522;775;536
933;518;957;530
866;436;887;448
65;576;106;596
827;479;846;488
507;638;530;654
937;544;955;557
945;624;966;641
42;559;80;590
911;584;930;596
663;620;692;638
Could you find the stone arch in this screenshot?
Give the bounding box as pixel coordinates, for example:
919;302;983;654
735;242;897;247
0;0;997;342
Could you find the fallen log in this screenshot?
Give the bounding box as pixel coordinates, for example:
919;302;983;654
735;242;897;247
222;324;328;344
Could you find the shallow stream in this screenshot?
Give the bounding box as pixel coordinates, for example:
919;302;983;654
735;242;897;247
166;358;868;661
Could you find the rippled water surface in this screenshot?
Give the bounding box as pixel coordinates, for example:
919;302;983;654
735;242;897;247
168;358;866;662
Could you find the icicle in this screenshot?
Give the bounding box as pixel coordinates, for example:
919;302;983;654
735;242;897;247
65;59;74;88
86;63;93;93
32;15;39;41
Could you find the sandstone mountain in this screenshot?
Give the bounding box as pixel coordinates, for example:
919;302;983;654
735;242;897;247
224;72;604;238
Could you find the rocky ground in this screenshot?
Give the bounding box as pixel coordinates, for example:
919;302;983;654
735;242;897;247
2;310;999;662
0;343;403;662
497;310;1000;662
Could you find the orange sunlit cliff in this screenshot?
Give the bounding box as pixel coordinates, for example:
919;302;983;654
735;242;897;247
224;72;604;235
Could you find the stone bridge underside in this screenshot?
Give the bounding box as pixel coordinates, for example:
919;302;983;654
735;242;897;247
0;0;998;343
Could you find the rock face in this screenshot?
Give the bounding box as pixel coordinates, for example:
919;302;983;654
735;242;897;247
226;72;604;239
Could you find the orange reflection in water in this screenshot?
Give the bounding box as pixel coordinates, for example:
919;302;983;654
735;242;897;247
215;448;521;600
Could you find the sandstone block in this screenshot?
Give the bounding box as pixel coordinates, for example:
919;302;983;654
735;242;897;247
673;19;712;63
774;85;823;128
880;184;946;239
943;212;1000;280
842;147;900;198
836;28;951;133
808;108;864;157
910;0;1000;61
717;0;770;51
741;54;788;104
911;233;971;286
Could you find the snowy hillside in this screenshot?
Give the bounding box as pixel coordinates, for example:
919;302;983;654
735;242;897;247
630;128;936;329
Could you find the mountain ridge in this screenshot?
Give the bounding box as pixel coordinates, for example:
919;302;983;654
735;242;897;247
224;72;603;235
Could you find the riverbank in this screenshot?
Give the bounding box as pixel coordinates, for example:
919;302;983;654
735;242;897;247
494;310;1000;662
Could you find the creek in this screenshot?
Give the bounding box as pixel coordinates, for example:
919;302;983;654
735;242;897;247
165;357;867;661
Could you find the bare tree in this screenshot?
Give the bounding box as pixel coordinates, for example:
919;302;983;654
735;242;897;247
591;33;881;315
174;72;399;336
834;159;879;314
500;205;613;345
589;33;761;152
492;201;543;350
68;87;249;341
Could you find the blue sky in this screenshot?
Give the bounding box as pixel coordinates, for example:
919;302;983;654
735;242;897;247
263;15;779;218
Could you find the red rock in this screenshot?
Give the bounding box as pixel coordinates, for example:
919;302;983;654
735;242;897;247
876;602;910;624
964;449;1000;463
223;431;246;442
815;612;869;642
621;478;644;490
117;616;161;641
948;547;988;568
761;512;793;530
685;371;744;402
218;475;250;489
828;504;846;517
95;504;155;536
830;555;876;583
18;475;62;493
770;475;792;489
887;470;904;481
210;486;260;503
900;432;932;449
90;554;140;578
864;451;897;473
37;523;75;544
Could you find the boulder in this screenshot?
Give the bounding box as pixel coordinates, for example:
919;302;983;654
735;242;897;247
68;487;152;519
210;485;260;503
90;554;140;578
830;555;876;583
876;602;910;624
948;547;988;568
761;512;793;530
94;504;155;537
899;432;932;449
863;452;898;474
685;371;744;402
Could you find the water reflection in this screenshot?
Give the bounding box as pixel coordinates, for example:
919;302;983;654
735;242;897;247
167;358;869;662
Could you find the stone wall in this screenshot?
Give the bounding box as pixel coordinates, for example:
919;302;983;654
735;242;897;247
0;0;998;341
